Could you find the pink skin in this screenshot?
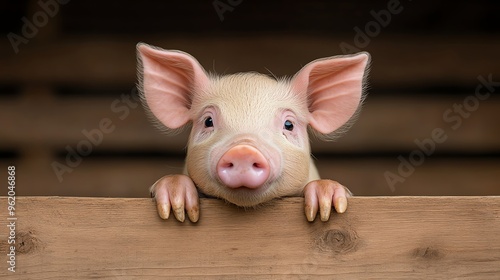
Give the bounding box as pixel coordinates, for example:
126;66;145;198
216;145;270;189
151;174;199;222
304;180;353;222
138;43;369;223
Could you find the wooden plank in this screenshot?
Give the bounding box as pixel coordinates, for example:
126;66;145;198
1;36;499;87
2;157;498;198
1;95;499;153
58;0;499;35
0;158;184;198
315;157;500;196
0;196;499;278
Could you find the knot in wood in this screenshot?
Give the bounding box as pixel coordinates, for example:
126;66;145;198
412;246;444;260
17;230;42;254
315;228;358;254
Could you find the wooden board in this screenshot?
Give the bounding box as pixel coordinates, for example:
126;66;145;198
56;0;500;35
1;157;498;198
1;95;499;153
0;196;499;279
1;36;499;87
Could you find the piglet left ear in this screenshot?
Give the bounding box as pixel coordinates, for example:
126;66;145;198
291;52;370;134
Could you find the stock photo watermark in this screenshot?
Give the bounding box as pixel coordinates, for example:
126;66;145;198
339;0;409;54
6;166;17;273
7;0;70;54
51;88;141;183
213;0;243;22
384;74;500;192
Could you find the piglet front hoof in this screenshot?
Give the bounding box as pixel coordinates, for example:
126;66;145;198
303;180;353;222
150;174;200;223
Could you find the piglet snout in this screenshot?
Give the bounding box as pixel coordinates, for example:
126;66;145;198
217;145;270;189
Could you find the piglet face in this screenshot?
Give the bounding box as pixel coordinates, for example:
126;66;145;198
186;74;311;206
137;43;369;208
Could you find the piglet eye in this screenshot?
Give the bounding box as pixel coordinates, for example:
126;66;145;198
204;116;214;128
283;120;294;131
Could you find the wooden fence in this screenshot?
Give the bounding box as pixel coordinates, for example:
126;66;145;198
1;36;500;198
1;1;499;278
0;196;499;278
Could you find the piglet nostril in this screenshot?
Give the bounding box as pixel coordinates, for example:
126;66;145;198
217;145;270;189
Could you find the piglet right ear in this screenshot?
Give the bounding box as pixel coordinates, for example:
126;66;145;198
291;52;370;135
137;43;210;129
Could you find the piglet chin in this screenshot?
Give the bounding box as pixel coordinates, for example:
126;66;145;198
210;180;276;207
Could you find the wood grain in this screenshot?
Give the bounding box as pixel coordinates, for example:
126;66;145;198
0;196;499;279
1;95;499;153
1;36;499;87
1;157;499;198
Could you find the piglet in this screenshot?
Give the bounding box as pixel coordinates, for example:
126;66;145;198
137;43;370;222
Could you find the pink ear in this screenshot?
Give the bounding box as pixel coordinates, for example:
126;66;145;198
137;43;210;129
291;52;370;134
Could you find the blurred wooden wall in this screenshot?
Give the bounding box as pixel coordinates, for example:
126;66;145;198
0;0;499;197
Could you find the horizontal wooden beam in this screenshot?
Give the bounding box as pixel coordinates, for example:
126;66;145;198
3;158;499;198
1;95;499;153
0;196;499;278
1;35;499;87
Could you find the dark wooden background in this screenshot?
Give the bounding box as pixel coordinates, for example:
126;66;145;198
1;0;499;197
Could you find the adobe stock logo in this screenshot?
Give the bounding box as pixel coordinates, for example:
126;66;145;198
213;0;243;22
51;88;141;183
384;74;500;192
340;0;409;54
7;0;70;54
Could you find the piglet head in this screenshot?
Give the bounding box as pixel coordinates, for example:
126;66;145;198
137;43;369;207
